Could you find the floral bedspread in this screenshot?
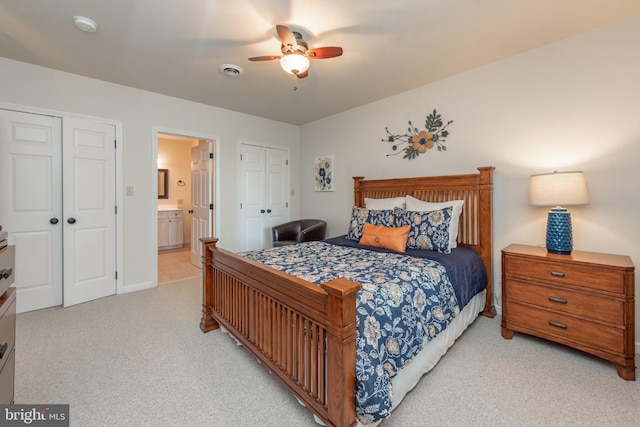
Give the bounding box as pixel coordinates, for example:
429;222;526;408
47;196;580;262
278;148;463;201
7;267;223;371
241;241;460;424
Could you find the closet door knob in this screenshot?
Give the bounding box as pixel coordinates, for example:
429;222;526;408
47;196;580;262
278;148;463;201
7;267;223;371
266;209;272;213
50;218;59;224
67;217;76;224
260;209;266;213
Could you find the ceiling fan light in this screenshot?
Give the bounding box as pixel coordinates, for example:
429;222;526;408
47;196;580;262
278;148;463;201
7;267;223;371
280;54;310;75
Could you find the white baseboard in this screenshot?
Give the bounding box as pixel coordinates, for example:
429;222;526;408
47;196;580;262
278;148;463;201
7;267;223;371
121;280;155;293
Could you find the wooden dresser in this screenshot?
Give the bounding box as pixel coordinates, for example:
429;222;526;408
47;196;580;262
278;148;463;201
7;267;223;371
501;244;635;380
0;288;15;403
0;230;16;403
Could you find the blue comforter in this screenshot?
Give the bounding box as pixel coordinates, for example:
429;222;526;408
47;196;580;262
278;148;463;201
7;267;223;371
241;239;485;424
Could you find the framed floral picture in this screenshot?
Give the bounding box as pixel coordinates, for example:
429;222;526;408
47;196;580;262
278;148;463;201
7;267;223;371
314;155;334;192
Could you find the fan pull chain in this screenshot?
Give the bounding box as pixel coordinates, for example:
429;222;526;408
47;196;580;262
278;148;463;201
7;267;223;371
293;74;298;91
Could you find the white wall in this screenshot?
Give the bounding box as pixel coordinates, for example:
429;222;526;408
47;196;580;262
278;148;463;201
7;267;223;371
301;17;640;344
0;58;301;289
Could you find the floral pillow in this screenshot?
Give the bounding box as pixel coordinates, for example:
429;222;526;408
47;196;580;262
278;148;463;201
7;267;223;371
346;207;396;241
405;196;464;249
393;207;453;253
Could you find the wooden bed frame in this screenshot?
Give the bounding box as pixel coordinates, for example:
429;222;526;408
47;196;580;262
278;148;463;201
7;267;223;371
200;166;495;427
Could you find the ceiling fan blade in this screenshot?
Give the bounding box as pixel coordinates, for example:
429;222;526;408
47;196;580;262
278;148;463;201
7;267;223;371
307;46;343;59
248;55;281;61
276;25;297;48
296;70;309;79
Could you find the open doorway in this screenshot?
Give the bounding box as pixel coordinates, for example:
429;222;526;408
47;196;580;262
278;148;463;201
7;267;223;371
154;129;218;284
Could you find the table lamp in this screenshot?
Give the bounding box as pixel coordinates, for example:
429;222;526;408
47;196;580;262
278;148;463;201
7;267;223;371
529;171;589;254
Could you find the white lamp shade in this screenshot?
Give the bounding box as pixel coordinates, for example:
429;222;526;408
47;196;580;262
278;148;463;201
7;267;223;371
529;171;589;206
280;54;310;75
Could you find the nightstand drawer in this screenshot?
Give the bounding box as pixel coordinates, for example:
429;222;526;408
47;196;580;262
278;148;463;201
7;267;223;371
505;257;624;293
0;246;15;297
0;348;14;404
0;294;16;374
505;279;623;326
506;302;625;354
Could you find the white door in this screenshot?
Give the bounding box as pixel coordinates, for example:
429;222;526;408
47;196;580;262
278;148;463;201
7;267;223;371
240;144;266;251
190;141;212;266
265;148;288;232
62;117;117;307
0;110;63;312
0;109;117;312
239;144;289;252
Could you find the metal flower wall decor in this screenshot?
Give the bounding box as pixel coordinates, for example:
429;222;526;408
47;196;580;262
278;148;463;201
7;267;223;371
383;109;453;160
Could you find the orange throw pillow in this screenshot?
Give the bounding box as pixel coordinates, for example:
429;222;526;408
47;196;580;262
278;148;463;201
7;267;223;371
359;222;410;253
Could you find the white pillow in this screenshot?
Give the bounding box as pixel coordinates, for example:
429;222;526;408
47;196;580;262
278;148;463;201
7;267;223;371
364;196;406;210
405;195;464;249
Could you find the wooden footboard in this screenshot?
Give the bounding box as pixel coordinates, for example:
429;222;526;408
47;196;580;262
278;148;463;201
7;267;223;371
200;237;361;427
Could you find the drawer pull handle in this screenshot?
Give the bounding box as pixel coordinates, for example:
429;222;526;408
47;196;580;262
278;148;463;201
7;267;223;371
548;296;567;304
548;321;567;329
550;271;565;278
0;268;12;280
0;342;7;359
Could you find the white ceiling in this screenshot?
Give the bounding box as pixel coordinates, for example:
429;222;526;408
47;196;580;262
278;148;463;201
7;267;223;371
1;0;639;125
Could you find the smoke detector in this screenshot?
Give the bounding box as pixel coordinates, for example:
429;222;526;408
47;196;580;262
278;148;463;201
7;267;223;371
218;64;244;77
74;16;98;33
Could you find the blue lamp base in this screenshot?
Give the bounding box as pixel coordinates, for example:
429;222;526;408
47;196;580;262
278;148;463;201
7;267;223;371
546;207;573;255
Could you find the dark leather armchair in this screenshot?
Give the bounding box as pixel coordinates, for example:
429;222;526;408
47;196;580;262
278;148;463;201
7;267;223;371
272;219;327;247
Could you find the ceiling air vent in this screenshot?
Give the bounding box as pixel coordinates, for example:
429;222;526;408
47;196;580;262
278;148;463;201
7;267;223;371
73;16;98;33
218;64;244;77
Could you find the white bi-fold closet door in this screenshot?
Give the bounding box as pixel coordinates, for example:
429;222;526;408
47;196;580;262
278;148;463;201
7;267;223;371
238;143;289;252
0;108;117;313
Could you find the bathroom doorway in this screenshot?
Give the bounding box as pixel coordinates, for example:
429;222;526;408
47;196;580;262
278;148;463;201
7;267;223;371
154;129;218;284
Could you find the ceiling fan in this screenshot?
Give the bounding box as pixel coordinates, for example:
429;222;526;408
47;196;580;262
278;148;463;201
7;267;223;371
248;25;343;79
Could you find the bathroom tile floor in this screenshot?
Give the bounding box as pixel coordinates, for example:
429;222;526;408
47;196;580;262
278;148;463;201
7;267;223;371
158;245;201;284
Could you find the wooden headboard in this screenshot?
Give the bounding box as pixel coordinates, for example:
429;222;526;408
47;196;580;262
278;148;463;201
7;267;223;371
353;166;495;317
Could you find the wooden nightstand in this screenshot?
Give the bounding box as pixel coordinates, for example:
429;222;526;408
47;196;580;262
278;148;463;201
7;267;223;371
501;244;636;380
